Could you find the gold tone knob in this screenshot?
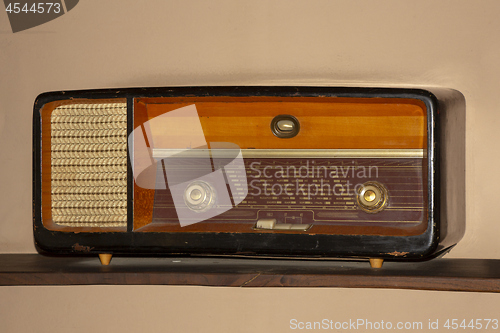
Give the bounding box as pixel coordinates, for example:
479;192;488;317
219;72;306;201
357;181;388;213
364;190;376;202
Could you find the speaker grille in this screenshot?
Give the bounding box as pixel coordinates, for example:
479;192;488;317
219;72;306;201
50;103;128;227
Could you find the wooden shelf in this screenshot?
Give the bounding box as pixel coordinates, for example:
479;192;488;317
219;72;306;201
1;254;499;292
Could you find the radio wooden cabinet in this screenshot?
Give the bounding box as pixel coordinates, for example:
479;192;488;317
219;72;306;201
32;87;465;267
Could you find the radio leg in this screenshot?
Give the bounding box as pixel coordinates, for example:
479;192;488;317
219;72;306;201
98;254;113;266
369;258;384;268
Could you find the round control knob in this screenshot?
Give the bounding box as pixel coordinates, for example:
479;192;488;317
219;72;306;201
271;115;300;138
356;181;388;213
184;181;216;213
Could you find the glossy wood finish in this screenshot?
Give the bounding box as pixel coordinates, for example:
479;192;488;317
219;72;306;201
138;96;427;149
1;254;499;293
39;95;429;235
133;96;428;233
133;100;156;230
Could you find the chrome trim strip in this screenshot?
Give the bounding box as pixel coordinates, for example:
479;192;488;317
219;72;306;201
152;149;425;159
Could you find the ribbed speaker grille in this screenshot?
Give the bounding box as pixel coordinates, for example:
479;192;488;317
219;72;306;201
50;103;128;227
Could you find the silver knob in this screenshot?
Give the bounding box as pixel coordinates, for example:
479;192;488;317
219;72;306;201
276;119;295;132
184;181;216;212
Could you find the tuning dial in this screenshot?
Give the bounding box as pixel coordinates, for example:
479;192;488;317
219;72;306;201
356;181;388;213
184;181;216;212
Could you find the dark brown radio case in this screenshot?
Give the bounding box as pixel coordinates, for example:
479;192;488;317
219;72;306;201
33;86;465;266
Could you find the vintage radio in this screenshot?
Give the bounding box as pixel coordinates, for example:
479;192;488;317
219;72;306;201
33;86;465;268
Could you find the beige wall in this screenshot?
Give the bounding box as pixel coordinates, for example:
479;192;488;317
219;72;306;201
1;287;500;332
1;0;499;331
